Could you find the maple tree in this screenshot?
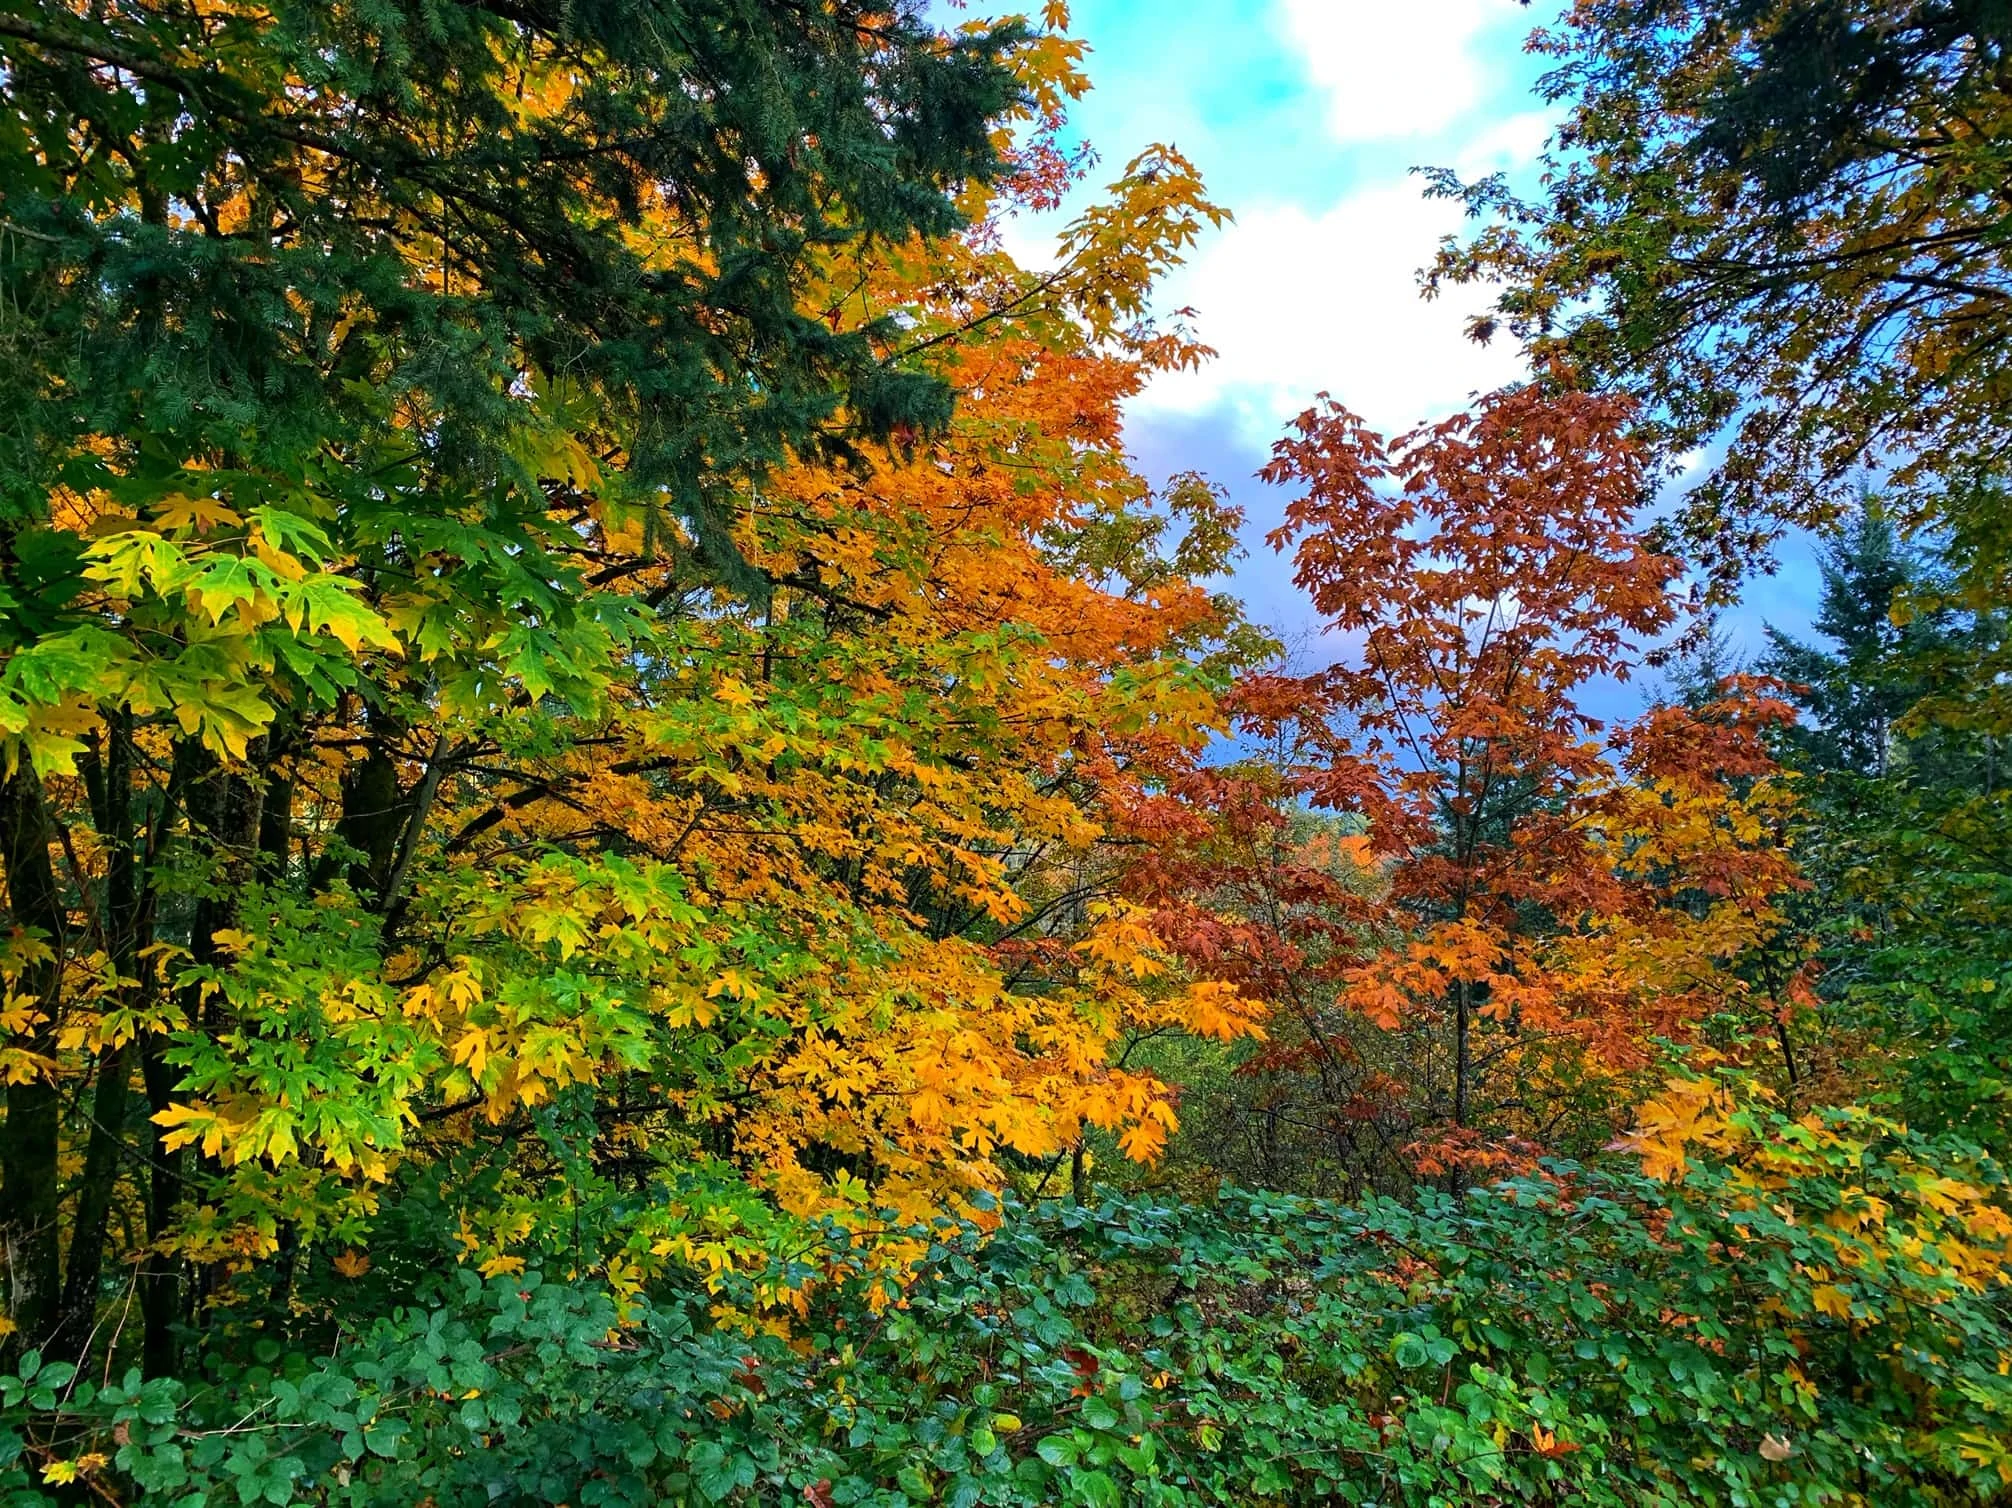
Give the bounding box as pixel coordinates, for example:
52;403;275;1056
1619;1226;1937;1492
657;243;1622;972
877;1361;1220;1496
0;0;1037;1366
1129;779;1397;1199
1;0;2008;1500
1206;387;1809;1179
0;0;1267;1380
1419;0;2012;1197
1423;0;2012;724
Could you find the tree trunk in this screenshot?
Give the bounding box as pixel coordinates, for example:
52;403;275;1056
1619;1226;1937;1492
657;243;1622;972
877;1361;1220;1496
52;715;145;1364
1453;977;1471;1131
137;740;266;1374
336;720;405;901
0;765;67;1353
49;1043;133;1363
137;1033;181;1378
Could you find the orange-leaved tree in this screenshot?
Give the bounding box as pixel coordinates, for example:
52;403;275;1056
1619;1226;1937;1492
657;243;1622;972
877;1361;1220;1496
132;57;1266;1308
0;0;1267;1366
1219;386;1806;1180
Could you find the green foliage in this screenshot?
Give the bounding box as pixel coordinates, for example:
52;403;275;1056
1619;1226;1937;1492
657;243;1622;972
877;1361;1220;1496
1423;0;2012;631
0;0;1024;550
5;1099;2007;1505
1759;499;1950;778
1751;502;2012;1147
0;0;1047;1372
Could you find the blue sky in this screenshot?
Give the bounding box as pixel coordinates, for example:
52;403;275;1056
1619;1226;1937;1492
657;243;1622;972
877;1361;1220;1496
992;0;1826;697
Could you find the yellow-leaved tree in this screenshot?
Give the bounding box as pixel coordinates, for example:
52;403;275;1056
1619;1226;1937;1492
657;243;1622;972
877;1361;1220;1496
0;0;1265;1360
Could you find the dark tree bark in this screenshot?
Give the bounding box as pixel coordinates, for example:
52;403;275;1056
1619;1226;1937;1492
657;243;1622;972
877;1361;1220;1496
52;715;145;1363
0;764;67;1353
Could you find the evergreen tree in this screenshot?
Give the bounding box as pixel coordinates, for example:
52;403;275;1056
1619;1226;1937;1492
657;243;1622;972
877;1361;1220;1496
1759;498;1940;776
1658;614;1744;711
1424;0;2012;634
1751;503;2012;1142
0;0;1024;559
0;0;1027;1368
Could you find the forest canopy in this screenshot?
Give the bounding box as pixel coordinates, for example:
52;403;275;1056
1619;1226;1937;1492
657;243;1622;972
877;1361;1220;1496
0;0;2007;1504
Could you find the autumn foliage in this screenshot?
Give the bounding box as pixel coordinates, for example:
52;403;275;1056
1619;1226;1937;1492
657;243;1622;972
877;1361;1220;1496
1178;389;1808;1180
0;0;1265;1365
2;0;2010;1502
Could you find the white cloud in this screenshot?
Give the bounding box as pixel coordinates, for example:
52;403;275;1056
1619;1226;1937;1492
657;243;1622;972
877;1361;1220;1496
1453;108;1555;177
1132;181;1526;444
1283;0;1507;142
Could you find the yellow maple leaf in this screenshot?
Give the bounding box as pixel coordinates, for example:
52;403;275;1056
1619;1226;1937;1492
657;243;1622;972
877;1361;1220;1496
152;494;243;535
1118;1118;1167;1162
452;1025;490;1080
